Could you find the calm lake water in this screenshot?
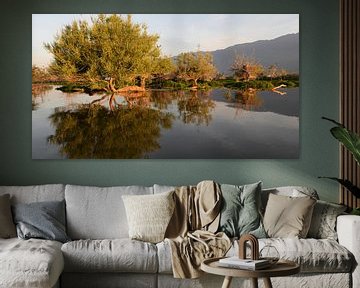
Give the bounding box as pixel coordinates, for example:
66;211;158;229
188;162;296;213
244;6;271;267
32;85;299;159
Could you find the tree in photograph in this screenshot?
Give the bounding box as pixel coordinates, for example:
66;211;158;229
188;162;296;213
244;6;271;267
231;55;264;81
151;57;175;80
266;64;288;79
266;64;279;79
45;20;91;82
175;52;217;87
45;14;172;92
32;65;53;83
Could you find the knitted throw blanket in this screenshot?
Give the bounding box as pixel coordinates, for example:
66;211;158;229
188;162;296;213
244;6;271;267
165;180;231;278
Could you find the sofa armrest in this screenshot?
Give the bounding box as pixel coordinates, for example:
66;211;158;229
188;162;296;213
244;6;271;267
337;215;360;288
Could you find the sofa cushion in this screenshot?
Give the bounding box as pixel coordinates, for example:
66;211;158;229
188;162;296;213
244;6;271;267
122;191;175;243
61;239;158;273
0;184;65;204
153;184;176;194
234;238;353;273
157;237;353;274
0;238;64;288
261;238;354;273
218;182;266;238
261;186;319;212
263;194;316;238
307;200;347;240
156;240;173;274
0;194;16;238
12;200;70;243
65;185;153;239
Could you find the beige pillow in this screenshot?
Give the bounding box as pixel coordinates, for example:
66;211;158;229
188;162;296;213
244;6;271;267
263;193;316;238
0;194;17;238
122;191;175;243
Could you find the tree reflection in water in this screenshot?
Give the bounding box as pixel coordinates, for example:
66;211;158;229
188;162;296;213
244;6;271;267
148;89;216;126
46;88;264;158
150;90;180;110
177;90;215;126
48;103;174;159
91;92;151;110
32;84;52;110
224;88;263;117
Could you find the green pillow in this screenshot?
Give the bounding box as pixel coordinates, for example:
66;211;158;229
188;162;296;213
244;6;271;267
218;182;266;238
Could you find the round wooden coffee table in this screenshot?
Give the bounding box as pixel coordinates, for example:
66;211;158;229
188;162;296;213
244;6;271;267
201;257;300;288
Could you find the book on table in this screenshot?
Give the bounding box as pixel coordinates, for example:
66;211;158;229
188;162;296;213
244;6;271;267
218;257;271;270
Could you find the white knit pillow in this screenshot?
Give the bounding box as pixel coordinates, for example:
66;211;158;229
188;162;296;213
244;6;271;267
122;191;175;243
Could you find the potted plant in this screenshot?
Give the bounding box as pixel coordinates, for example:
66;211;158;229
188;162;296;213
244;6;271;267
320;117;360;215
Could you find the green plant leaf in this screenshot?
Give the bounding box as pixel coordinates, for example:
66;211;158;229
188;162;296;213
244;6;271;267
322;117;360;165
318;177;360;198
330;127;360;165
322;116;344;127
351;208;360;215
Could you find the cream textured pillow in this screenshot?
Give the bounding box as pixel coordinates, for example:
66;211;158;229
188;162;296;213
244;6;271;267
263;193;316;238
122;191;175;243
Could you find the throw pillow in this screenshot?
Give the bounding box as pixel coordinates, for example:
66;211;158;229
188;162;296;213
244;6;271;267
218;182;266;238
122;190;175;243
12;200;70;243
307;200;347;240
261;186;319;214
0;194;16;238
263;193;316;238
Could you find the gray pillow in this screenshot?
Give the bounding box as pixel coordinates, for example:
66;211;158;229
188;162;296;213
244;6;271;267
0;194;16;238
307;200;347;240
12;200;70;243
218;182;266;238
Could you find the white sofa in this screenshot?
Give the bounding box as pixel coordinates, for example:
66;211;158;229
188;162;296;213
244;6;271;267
0;184;359;288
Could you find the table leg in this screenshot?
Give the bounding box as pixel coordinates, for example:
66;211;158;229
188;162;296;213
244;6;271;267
263;277;273;288
221;276;233;288
251;278;258;288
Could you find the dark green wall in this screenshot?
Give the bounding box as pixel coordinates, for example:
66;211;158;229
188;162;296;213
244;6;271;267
0;0;340;202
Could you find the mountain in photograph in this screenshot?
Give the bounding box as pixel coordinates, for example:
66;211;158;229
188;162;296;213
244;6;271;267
208;33;299;75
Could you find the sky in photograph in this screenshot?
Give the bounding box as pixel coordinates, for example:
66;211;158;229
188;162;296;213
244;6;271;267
32;14;299;67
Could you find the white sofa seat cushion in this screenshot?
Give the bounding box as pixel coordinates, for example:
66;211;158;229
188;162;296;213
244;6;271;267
157;238;353;274
61;239;158;273
0;238;64;288
231;238;354;273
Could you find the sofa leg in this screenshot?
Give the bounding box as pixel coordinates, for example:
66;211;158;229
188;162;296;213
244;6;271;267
251;278;258;288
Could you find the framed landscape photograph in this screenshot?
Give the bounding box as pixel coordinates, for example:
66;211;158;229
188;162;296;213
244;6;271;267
32;14;299;159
